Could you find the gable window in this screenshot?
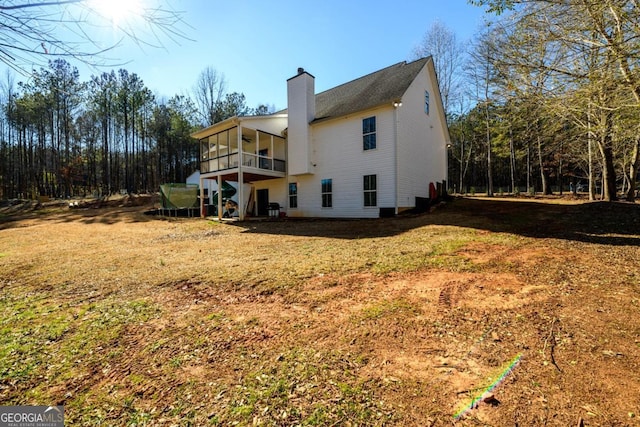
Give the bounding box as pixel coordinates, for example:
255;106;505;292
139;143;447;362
362;116;376;150
321;179;332;208
289;183;298;209
363;175;377;207
425;90;430;115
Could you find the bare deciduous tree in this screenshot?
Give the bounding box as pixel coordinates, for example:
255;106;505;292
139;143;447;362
192;66;227;126
412;20;465;117
467;24;500;196
471;0;640;200
0;0;190;77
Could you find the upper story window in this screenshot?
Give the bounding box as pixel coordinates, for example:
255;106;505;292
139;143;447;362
362;116;376;150
425;90;430;115
321;179;332;208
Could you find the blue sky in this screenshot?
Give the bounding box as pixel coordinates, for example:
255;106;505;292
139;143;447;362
107;0;490;110
11;1;490;110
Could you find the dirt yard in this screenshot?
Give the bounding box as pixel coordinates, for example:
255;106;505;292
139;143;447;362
0;195;639;426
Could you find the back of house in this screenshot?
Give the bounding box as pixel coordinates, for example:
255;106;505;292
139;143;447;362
191;57;450;219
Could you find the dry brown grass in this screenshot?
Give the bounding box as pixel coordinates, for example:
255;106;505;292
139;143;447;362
1;195;639;426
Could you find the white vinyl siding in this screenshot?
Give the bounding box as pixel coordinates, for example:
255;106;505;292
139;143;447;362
285;108;395;218
396;63;447;208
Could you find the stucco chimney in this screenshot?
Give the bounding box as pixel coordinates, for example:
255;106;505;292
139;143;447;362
287;68;315;175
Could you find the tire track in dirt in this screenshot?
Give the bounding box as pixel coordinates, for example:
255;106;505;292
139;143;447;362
438;280;471;308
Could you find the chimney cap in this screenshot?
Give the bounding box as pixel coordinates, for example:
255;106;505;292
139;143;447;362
287;68;314;81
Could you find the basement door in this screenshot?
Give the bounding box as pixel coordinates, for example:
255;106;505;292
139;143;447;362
257;189;269;216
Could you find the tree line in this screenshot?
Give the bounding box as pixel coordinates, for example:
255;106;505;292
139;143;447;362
0;60;266;200
436;0;640;201
2;0;638;203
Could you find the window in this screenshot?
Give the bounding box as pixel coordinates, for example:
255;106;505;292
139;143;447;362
363;175;377;207
362;116;376;150
321;179;332;208
288;183;298;209
425;90;430;115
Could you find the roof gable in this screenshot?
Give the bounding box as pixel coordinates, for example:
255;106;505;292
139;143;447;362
313;57;430;122
277;57;431;123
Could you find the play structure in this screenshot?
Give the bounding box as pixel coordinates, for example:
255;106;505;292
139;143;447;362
205;181;254;218
152;168;261;219
159;183;199;217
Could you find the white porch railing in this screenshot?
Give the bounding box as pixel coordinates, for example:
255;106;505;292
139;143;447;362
201;152;285;174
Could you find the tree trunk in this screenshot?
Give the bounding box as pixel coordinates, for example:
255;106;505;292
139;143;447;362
627;136;640;201
537;134;549;195
558;140;563;195
588;118;595;201
459;138;464;194
486;106;493;197
527;140;531;193
597;110;617;202
460;137;471;194
509;125;516;193
101;114;109;196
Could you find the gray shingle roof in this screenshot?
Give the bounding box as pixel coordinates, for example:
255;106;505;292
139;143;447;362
313;57;430;122
278;57;431;123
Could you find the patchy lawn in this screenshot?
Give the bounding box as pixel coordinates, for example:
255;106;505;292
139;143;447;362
0;195;639;426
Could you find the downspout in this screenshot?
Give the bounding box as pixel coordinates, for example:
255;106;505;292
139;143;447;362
393;101;402;215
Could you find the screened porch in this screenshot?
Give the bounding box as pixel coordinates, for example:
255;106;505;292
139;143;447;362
199;125;286;178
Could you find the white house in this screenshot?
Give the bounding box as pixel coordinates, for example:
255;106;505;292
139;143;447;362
191;57;450;220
